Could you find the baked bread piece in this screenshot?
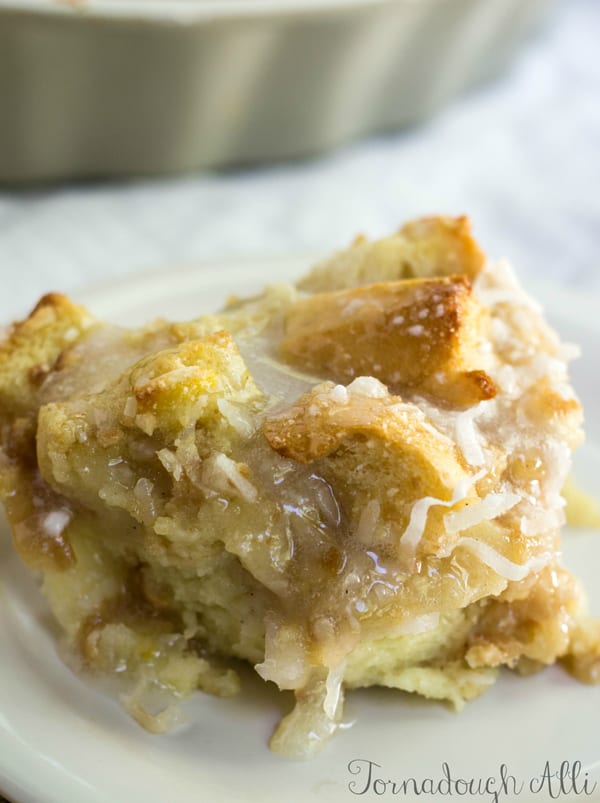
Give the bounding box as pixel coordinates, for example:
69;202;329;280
0;216;598;757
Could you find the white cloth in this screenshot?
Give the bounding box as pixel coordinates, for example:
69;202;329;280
0;0;598;323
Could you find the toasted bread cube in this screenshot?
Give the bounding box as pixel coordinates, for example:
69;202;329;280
298;215;485;293
264;379;469;521
281;276;496;407
0;293;94;417
37;330;264;506
128;330;263;435
263;380;484;572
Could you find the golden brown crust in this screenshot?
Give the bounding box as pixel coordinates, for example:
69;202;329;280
126;330;263;435
0;293;94;418
398;215;485;279
281;277;496;407
264;381;465;495
298;215;485;293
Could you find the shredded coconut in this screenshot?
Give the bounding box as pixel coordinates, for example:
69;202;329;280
135;413;157;436
123;396;137;419
398;470;486;566
455;402;489;467
202;453;258;503
324;662;346;719
42;509;71;537
217;398;254;437
390;612;440;636
444;492;521;534
347;376;388;399
255;624;309;690
329;385;349;405
442;537;550;582
157;449;183;482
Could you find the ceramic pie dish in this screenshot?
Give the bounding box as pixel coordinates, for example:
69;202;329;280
0;0;554;183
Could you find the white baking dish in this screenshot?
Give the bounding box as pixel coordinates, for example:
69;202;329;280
0;0;554;183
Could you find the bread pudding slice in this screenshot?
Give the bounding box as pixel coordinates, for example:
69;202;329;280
0;216;598;757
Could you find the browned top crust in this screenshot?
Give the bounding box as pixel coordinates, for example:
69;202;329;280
0;293;94;418
281;276;496;407
298;215;485;293
263;380;465;486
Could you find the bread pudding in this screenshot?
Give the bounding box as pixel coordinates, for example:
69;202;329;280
0;216;598;758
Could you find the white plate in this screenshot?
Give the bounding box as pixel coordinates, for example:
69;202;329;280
1;260;599;803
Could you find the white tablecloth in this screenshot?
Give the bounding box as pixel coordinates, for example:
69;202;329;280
0;0;598;323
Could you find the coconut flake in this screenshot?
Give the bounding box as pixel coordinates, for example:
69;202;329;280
135;413;157;436
390;612;440;636
324;662;346;719
455;403;489;467
202;453;258;503
444;492;521;534
217;398;255;437
329;385;349;405
444;537;550;582
347;376;388;398
42;509;71;537
123;396;137;419
255;623;308;690
398;470;486;567
157;448;183;482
